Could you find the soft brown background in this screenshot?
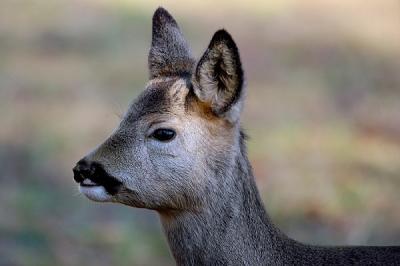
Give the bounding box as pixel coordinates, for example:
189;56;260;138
0;0;399;265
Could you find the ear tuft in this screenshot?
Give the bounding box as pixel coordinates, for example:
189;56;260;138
152;7;178;31
192;29;244;122
207;29;238;51
149;7;195;79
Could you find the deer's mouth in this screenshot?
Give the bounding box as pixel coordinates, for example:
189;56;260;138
78;176;122;202
82;174;122;194
80;179;98;187
73;161;123;202
78;174;123;200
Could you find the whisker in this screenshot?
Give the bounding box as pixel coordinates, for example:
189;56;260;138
108;99;125;120
72;186;82;197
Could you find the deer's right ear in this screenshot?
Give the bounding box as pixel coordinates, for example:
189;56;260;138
192;30;244;123
148;7;195;79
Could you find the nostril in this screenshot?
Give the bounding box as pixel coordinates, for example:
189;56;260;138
73;167;83;183
73;159;92;183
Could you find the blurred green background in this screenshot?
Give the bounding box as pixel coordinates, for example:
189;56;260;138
0;0;399;265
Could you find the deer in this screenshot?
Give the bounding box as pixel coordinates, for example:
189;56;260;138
73;7;400;266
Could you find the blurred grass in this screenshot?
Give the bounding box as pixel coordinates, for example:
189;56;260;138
0;0;399;265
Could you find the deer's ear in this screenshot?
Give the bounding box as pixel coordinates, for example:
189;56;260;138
148;7;195;79
192;29;244;123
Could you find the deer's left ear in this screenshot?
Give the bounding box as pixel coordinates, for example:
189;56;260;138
149;7;195;79
192;29;244;123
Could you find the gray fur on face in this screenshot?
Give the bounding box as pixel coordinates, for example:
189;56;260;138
76;7;400;266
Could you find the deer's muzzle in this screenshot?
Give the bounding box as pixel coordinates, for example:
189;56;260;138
73;159;122;195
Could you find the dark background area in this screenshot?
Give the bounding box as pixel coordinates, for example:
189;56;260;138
0;0;399;265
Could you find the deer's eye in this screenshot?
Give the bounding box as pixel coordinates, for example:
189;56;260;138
151;128;176;142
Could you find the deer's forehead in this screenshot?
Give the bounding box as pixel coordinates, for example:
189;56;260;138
124;78;191;123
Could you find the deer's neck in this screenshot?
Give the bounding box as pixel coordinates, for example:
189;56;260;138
159;133;292;265
158;133;400;266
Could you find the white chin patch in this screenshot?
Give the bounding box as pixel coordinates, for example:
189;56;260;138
79;185;113;202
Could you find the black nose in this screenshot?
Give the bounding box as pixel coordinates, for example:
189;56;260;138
73;159;94;183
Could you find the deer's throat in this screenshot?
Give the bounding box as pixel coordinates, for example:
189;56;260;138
158;159;284;264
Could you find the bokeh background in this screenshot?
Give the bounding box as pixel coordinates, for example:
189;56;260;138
1;0;399;265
